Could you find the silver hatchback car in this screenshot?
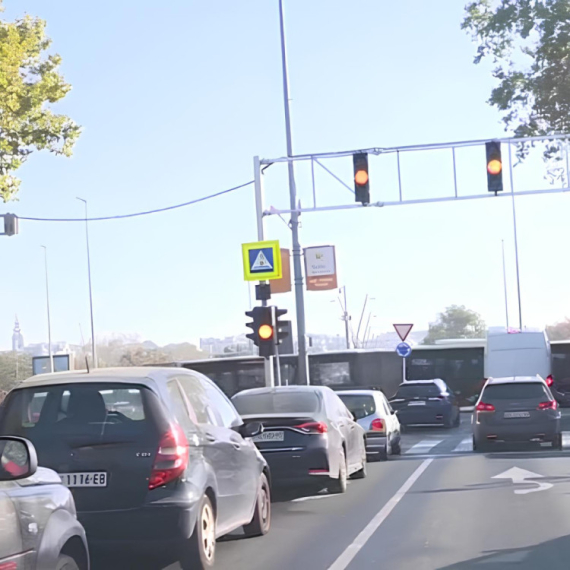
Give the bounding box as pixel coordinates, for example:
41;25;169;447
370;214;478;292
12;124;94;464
337;390;401;461
473;376;562;451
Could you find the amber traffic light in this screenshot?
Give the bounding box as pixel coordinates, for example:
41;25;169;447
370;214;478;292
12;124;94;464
353;153;370;204
486;142;503;193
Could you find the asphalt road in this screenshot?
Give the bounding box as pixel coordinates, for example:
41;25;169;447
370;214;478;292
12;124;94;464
94;411;570;570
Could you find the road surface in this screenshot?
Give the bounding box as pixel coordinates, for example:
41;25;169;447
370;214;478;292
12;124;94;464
95;411;570;569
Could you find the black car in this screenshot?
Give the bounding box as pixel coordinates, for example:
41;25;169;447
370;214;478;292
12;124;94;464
0;435;89;570
389;379;460;429
0;368;271;570
232;386;367;494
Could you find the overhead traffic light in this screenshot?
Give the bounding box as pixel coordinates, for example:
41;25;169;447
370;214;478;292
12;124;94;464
353;153;370;205
3;214;18;237
245;305;276;358
486;142;503;193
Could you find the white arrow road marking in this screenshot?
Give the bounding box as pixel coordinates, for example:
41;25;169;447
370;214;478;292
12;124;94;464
492;467;553;495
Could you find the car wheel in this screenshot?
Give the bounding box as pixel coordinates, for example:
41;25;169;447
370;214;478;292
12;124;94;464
454;412;461;427
391;438;402;455
55;555;80;570
351;443;367;479
328;448;348;494
378;440;390;461
243;474;271;537
180;495;216;570
554;434;563;451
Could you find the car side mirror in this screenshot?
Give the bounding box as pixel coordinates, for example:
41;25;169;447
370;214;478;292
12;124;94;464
390;410;396;415
239;421;264;439
0;436;37;481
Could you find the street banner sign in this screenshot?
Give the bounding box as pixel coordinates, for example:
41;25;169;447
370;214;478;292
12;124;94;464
242;240;282;281
393;323;414;342
396;342;412;358
305;245;338;291
270;249;292;294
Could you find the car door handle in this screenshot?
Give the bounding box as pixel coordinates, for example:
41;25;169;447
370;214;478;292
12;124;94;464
231;442;242;450
349;424;355;430
205;434;216;443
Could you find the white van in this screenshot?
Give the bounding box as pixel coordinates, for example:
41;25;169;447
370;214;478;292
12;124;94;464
485;327;552;384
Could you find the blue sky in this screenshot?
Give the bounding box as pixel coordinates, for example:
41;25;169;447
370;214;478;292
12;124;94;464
1;0;569;350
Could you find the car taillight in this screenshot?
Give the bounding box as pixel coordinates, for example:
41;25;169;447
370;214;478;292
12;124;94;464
546;375;554;387
370;418;384;431
0;562;18;570
295;421;328;434
148;424;189;490
538;400;557;410
476;402;495;412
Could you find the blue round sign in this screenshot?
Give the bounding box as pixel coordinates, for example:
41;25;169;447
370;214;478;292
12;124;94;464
396;342;412;358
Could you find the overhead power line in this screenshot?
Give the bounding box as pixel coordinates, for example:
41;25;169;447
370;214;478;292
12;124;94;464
17;180;254;222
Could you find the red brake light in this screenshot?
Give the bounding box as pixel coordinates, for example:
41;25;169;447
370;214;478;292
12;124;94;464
295;421;328;434
538;400;557;410
0;562;18;570
546;375;554;387
371;418;384;431
149;424;189;490
476;402;495;412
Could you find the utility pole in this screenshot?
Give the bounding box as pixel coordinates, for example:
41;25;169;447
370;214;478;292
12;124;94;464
508;144;523;330
341;286;350;349
278;0;309;384
501;239;510;330
41;246;54;373
77;198;97;368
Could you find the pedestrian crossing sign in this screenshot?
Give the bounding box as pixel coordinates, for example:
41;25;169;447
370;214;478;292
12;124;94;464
242;240;282;281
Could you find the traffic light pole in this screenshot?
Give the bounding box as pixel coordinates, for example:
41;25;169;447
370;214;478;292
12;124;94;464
278;0;309;385
254;156;276;389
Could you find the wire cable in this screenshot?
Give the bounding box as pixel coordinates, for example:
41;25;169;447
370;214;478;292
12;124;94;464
17;179;254;222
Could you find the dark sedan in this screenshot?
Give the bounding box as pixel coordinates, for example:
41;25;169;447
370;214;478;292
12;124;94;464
232;386;367;494
389;379;460;429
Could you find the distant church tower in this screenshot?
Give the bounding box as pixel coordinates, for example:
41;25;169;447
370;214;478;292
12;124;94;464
12;316;24;352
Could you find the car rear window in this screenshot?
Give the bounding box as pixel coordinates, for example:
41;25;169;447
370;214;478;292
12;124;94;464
338;395;376;420
0;383;157;439
482;383;550;400
232;391;320;415
395;384;441;398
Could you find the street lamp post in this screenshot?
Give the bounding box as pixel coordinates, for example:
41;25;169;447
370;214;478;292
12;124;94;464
41;246;54;373
278;0;309;384
77;198;97;368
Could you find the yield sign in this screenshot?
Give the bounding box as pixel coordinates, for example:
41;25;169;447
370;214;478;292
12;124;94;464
393;324;413;342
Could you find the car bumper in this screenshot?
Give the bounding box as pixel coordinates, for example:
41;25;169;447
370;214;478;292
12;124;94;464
260;447;330;486
474;420;560;443
79;502;198;548
396;407;453;426
365;433;388;457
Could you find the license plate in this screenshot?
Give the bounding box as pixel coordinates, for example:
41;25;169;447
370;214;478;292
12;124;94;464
504;411;530;419
59;472;108;488
408;401;426;406
253;431;285;442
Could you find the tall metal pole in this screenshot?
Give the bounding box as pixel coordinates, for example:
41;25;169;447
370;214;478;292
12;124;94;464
41;246;54;373
356;294;369;348
77;198;97;367
343;286;350;349
278;0;309;384
254;157;275;388
508;144;523;330
501;239;510;330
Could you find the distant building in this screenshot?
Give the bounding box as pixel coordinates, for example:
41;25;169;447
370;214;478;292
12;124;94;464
12;316;24;352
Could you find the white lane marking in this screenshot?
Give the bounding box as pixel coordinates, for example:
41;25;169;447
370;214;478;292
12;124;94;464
405;440;443;455
328;459;433;570
492;467;553;495
453;438;473;453
292;494;337;503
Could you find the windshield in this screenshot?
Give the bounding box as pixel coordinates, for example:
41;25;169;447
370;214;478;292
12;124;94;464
394;385;441;398
482;383;550;401
338;395;376;420
232;391;321;416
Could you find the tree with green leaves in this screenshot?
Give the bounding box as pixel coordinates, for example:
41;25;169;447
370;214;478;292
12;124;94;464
463;1;570;157
0;351;32;392
0;1;80;201
423;305;486;345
